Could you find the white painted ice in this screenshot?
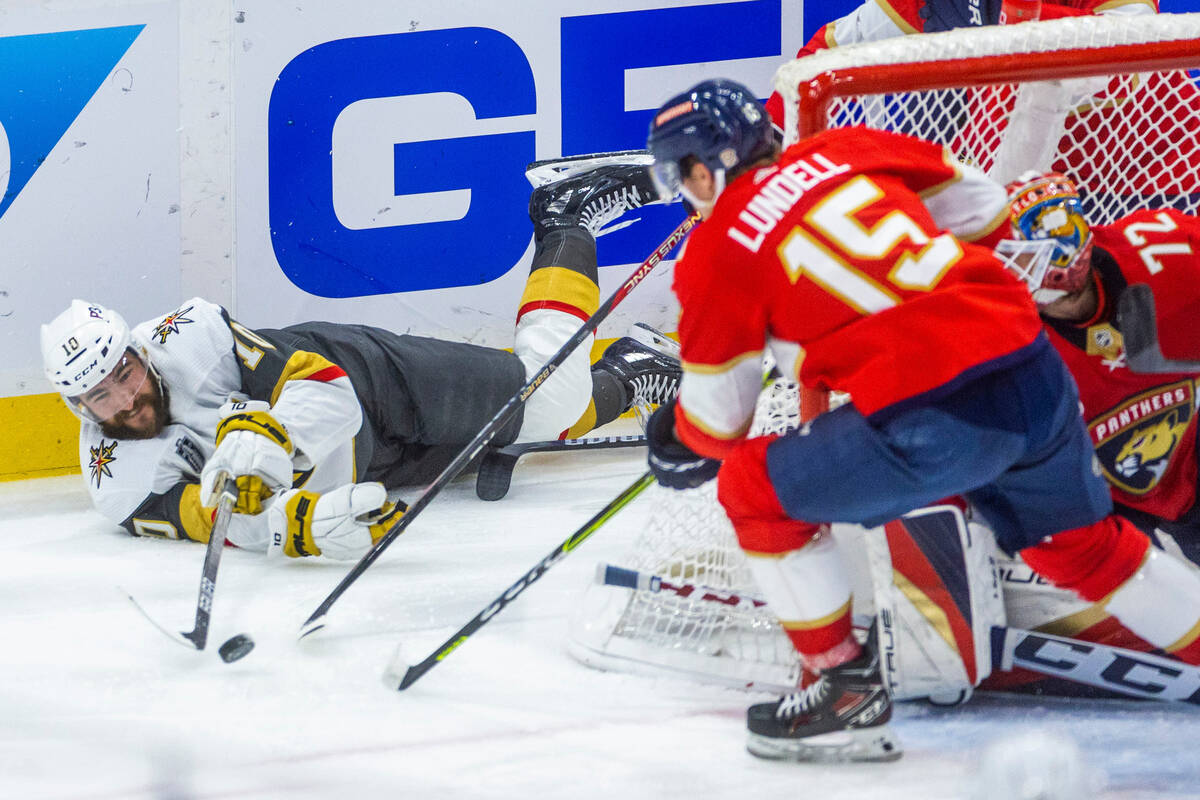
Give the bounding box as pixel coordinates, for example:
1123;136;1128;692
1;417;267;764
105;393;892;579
2;434;1198;799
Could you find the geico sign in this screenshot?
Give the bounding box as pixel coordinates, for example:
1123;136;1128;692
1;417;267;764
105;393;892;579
266;1;782;297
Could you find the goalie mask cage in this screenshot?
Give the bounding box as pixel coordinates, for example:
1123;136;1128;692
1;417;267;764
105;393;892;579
565;12;1200;693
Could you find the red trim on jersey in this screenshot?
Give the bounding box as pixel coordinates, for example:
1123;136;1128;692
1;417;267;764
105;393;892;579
516;299;590;323
305;365;348;383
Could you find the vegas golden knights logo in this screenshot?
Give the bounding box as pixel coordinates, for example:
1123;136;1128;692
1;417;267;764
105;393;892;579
1091;381;1195;495
88;439;118;488
153;304;195;344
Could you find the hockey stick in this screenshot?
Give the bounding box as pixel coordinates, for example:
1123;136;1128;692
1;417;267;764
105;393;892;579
124;477;253;658
1117;283;1200;373
385;472;657;690
476;433;647;501
597;563;1200;704
991;626;1200;704
596;562;769;612
299;212;700;640
180;477;238;649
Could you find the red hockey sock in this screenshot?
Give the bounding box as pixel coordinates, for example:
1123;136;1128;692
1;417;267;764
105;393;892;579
1019;515;1150;602
719;435;823;552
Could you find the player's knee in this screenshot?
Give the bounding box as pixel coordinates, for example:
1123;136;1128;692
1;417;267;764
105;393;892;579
719;436;821;553
1019;515;1151;602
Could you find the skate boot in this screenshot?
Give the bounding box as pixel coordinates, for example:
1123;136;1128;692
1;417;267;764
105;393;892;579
529;163;668;239
746;622;902;763
593;324;681;424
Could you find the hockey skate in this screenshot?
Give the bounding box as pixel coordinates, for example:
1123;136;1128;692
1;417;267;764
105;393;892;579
593;324;681;424
529;163;669;239
746;623;902;763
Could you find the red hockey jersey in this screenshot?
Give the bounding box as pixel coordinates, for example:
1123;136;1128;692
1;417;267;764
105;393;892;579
672;127;1043;458
1044;208;1200;521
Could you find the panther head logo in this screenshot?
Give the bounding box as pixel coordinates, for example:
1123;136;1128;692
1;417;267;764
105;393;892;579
1114;410;1187;481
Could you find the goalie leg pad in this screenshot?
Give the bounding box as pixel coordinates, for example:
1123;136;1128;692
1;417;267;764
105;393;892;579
866;505;1005;702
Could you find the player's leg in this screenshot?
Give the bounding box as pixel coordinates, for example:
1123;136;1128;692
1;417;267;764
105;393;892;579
967;345;1200;665
717;435;901;762
711;359;1064;762
513;163;672;442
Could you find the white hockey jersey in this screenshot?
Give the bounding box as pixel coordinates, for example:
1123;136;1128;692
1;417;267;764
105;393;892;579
81;298;361;549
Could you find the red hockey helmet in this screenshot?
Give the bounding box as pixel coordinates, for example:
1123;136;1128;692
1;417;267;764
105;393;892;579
998;172;1094;305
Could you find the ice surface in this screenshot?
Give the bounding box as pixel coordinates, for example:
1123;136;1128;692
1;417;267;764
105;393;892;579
2;433;1198;799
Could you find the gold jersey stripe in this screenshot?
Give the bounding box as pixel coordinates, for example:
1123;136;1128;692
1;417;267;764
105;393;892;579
779;599;854;631
1167;617;1200;655
269;350;342;405
518;266;600;316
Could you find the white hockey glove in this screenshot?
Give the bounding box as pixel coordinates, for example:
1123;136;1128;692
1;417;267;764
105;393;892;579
199;399;295;514
266;482;405;560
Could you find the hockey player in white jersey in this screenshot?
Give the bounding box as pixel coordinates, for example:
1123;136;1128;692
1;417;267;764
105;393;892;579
41;164;680;561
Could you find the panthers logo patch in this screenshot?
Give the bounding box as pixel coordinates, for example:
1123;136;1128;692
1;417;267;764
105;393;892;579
88;439;118;489
153;304;195;344
1091;380;1195;495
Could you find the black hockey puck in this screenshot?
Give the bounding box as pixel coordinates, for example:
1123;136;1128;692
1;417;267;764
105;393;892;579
218;633;255;663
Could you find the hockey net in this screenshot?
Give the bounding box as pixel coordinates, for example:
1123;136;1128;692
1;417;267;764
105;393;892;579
567;12;1200;691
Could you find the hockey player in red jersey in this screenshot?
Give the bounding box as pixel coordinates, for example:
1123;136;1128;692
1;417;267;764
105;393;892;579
644;79;1200;762
40;164;680;562
970;172;1200;694
1004;172;1200;548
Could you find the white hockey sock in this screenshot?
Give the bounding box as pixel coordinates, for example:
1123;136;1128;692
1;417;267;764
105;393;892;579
512;308;594;442
1104;547;1200;652
744;530;855;663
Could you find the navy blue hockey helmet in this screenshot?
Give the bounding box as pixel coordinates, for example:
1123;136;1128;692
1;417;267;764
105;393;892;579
646;79;775;206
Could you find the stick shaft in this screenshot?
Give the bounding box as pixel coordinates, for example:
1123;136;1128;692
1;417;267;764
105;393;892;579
180;478;237;649
300;213;698;638
392;472;656;690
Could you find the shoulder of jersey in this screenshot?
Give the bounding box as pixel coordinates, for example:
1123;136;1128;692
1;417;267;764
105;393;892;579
133;297;227;352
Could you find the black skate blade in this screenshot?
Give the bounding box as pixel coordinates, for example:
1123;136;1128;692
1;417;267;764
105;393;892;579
746;726;903;763
525;150;653;187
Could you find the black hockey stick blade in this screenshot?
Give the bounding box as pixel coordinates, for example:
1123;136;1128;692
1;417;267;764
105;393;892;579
475;449;520;501
386;471;657;690
298;213;700;641
180;478;238;649
475;434;647;501
1118;283;1200;373
992;625;1200;704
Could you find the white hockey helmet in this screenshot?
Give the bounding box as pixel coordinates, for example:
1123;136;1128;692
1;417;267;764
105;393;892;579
40;300;149;423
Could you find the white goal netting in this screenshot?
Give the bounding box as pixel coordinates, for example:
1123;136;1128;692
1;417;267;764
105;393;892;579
567;12;1200;692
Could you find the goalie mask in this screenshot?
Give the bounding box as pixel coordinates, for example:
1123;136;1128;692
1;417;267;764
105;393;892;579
41;299;159;427
998;172;1094;306
646;79;776;212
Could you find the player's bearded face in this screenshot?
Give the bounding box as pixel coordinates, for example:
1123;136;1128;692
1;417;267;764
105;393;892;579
80;351;169;440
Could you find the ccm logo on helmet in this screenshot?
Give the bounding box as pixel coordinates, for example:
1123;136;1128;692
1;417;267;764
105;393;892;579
73;360;100;383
